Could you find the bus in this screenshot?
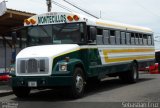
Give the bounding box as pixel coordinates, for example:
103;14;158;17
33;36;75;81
10;12;155;98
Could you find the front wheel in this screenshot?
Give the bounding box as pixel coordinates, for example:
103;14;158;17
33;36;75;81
70;67;85;99
12;87;31;98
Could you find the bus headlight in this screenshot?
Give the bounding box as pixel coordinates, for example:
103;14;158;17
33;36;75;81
59;63;67;71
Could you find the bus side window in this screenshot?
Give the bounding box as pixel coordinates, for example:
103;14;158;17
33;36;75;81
110;30;116;45
121;32;126;45
143;34;147;45
103;30;109;45
96;28;103;45
148;35;152;45
96;35;103;45
116;31;120;45
139;34;143;45
131;33;135;45
151;35;154;45
135;33;139;45
126;33;131;45
87;26;96;43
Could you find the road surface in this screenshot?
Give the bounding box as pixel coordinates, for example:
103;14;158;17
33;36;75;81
0;73;160;108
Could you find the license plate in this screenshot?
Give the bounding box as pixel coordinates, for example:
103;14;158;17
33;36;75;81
28;81;37;87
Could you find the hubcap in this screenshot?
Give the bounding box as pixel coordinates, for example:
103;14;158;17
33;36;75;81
75;75;84;93
133;66;137;80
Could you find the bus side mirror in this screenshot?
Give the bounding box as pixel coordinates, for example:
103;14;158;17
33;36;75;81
90;27;96;41
12;32;17;44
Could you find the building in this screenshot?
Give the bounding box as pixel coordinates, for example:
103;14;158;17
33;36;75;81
0;7;35;72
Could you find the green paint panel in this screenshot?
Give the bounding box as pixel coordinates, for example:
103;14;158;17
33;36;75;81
52;48;102;77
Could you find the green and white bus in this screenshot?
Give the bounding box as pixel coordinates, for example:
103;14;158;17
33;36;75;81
11;12;155;98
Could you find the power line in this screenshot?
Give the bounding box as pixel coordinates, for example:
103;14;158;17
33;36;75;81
51;0;74;12
133;0;160;18
63;0;99;19
71;0;103;18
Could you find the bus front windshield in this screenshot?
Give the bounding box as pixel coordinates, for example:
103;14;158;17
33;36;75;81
27;23;85;46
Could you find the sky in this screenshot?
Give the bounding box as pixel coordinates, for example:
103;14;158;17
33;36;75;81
1;0;160;49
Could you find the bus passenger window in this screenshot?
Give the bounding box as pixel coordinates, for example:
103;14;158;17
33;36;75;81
139;34;143;45
97;28;103;35
148;35;152;45
121;32;126;45
96;28;103;45
131;33;135;45
143;34;147;45
96;35;103;45
103;30;109;45
116;31;120;45
135;33;139;45
110;30;116;45
126;33;131;45
151;35;154;45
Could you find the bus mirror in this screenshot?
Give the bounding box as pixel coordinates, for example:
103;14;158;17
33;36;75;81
90;27;96;41
12;32;17;44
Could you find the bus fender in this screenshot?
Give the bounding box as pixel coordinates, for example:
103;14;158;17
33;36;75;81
53;59;86;76
66;59;86;74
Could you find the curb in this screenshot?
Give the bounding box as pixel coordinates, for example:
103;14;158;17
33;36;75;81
0;81;9;85
0;90;13;97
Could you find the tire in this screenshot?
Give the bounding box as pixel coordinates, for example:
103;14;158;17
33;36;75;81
119;62;139;83
70;67;85;99
12;87;31;98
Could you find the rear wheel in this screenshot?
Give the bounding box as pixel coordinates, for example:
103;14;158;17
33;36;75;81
119;62;139;83
70;67;85;98
12;87;31;98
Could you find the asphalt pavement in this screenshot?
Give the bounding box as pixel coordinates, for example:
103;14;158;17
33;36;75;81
0;73;160;108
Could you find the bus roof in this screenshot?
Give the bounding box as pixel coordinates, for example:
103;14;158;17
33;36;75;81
24;12;153;34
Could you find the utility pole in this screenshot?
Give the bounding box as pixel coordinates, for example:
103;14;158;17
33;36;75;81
46;0;52;12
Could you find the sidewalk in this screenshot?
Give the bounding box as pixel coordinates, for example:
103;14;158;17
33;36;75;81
0;81;13;97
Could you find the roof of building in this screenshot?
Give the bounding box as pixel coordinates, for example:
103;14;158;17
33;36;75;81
0;8;35;35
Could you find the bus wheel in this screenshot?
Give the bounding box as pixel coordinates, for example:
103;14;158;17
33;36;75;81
119;62;139;83
70;67;85;98
12;87;30;98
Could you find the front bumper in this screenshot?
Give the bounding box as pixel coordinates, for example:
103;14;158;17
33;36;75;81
11;76;73;88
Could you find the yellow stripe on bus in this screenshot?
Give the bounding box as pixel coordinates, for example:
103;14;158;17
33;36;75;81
103;48;155;63
104;55;155;63
103;48;154;53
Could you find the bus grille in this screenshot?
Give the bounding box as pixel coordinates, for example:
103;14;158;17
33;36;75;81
17;58;49;74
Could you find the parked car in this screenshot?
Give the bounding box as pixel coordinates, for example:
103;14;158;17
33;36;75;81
149;63;160;74
0;67;12;81
0;74;10;81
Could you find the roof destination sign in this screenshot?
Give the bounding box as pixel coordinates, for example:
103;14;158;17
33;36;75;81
38;14;67;25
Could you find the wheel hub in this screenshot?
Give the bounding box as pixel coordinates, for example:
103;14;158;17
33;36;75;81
133;66;137;80
76;75;83;93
